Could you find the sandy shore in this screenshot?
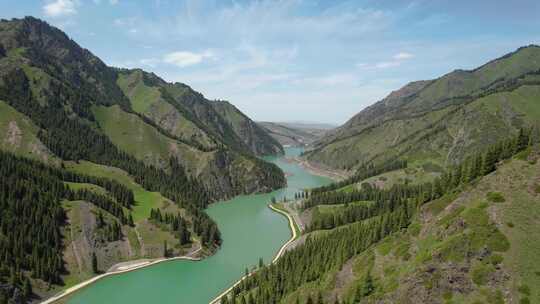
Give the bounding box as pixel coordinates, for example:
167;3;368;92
208;204;298;304
41;247;202;304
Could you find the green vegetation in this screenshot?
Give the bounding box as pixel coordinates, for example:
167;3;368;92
222;128;538;303
117;70;161;114
0;100;54;161
0;17;286;301
66;161;165;221
486;191;506;202
271;203;301;238
149;209;191;246
307;46;540;173
0;151;136;302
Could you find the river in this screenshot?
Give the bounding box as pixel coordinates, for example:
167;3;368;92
64;147;332;304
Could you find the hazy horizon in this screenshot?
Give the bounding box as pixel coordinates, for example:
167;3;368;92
3;0;540;124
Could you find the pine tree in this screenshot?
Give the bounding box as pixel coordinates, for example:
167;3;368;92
163;240;168;258
23;277;32;299
91;252;98;274
361;272;375;297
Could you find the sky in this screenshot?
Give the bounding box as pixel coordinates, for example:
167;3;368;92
2;0;540;124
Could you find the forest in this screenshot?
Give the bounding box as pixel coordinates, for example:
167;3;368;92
222;127;536;304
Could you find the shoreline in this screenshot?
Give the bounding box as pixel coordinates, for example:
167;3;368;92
41;248;202;304
42;151;322;304
288;156;349;181
208;203;299;304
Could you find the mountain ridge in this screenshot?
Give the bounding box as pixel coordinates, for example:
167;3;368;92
0;16;285;303
307;45;540;170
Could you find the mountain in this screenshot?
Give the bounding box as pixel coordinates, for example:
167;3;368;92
0;17;285;197
306;45;540;171
217;47;540;304
228;120;540;304
258;121;334;147
210;100;284;155
0;16;284;302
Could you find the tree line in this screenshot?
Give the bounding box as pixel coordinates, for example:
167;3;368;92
0;151;125;302
221;127;537;304
0;152;68;303
310;160;407;194
96;211;123;242
0;68;221;248
149;208;191;246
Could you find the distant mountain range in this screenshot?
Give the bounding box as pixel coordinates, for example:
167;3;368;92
258;121;336;147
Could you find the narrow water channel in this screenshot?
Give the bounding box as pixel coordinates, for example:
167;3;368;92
65;147;332;304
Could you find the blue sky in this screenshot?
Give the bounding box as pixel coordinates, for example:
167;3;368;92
2;0;540;124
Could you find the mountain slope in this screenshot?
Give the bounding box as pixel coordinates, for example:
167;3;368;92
226;130;539;304
116;69;283;156
0;16;284;303
0;17;284;200
258;121;332;147
211;100;284;155
306;45;540;170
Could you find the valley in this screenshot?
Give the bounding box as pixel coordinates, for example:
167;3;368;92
51;148;332;304
258;122;334;148
0;6;539;304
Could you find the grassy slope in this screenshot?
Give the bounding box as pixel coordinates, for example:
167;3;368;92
116;70;215;149
0;100;55;162
307;47;540;171
338;166;442;192
286;152;540;304
211;100;284;155
64;161;197;262
65;160;173;222
93;104;280;198
309;85;540;170
93;105;213;174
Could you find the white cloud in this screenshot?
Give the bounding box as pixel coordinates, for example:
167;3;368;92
393;52;414;60
43;0;78;18
358;52;414;69
163;51;215;67
375;61;402;69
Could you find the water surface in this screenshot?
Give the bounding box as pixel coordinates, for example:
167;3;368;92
66;147;332;304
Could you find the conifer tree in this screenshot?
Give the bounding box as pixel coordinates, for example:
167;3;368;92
91;253;98;274
163;241;168;258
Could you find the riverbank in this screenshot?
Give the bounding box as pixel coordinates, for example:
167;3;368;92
41;247;202;304
49;147;333;304
208;203;299;304
288;156;349;181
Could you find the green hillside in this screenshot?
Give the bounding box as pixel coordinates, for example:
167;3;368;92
0;100;56;162
213;47;540;304
222;127;540;304
306;46;540;171
0;16;284;303
211;100;284;155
